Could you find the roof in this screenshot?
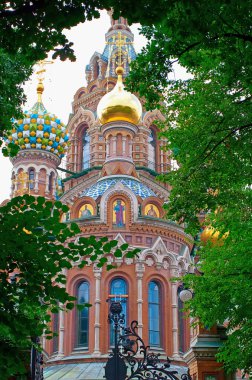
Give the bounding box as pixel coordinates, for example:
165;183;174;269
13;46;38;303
82;176;156;199
44;362;189;380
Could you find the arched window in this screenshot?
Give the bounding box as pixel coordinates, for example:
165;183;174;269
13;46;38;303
52;311;59;353
148;128;156;170
29;169;35;190
178;285;186;353
148;281;161;347
48;172;54;192
82;129;90;170
76;281;89;348
110;278;128;346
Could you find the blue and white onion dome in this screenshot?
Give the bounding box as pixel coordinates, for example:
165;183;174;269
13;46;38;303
5;81;69;158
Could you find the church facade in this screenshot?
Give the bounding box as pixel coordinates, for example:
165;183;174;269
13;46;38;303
5;14;228;380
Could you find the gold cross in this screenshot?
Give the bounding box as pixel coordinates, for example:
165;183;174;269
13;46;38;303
36;60;53;81
35;60;53;102
106;31;133;68
12;172;34;196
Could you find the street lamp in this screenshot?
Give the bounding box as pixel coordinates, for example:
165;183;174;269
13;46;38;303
179;288;194;302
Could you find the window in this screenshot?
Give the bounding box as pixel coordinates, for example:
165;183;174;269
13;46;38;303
82;129;90;169
148;129;156;170
29;169;35;190
76;282;89;348
48;172;53;192
148;281;161;347
178;285;186;353
110;278;127;346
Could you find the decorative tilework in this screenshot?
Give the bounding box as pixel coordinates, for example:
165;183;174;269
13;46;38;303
82;177;155;199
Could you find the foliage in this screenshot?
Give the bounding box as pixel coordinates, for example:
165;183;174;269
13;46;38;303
126;0;252;373
0;194;138;379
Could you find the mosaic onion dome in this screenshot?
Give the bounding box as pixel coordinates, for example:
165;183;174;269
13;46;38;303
5;78;69;158
97;67;142;125
82;176;155;200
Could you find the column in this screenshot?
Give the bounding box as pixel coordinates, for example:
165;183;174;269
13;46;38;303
91;64;94;81
171;268;179;358
45;173;49;194
135;263;145;338
57;307;65;357
34;170;39;193
160;140;164;172
122;136;126;155
112;136;117;155
52;172;56;199
92;268;102;356
98;59;103;79
106;139;110;158
128;139;133;159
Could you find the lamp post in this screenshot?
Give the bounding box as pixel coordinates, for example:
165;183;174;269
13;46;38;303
105;300;127;380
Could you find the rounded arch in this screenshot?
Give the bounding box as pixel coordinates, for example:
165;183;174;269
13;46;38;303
140;248;177;267
142;196;164;218
89;85;98;93
100;183;138;226
74;123;90;171
148;279;162;348
71;196;97;219
78;90;86;99
107;193;131;229
108;276;129;346
75;280;90;349
28;166;35;190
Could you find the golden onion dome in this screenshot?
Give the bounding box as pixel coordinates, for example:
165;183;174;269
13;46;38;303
200;226;229;246
97;66;142;125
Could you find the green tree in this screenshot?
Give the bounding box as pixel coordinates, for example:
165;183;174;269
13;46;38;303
0;194;136;379
126;0;252;374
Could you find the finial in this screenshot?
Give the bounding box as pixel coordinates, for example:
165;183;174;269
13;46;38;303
116;66;124;76
36;60;53;103
115;66;124;89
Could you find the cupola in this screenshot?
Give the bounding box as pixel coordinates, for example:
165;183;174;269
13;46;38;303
97;67;142;125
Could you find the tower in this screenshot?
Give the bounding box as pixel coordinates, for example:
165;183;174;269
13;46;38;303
42;16;194;379
5;62;69;199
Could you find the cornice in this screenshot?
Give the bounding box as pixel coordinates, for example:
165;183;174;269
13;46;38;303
11;149;61;167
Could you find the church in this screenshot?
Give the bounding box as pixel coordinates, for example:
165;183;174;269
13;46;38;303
5;13;227;380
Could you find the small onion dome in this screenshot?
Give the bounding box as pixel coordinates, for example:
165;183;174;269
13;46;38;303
97;66;142;125
200;226;229;246
5;103;69;158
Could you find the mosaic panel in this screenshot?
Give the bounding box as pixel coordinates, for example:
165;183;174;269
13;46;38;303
82;177;155;199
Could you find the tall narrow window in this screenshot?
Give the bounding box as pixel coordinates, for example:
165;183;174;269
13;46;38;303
29;169;35;190
76;281;89;348
52;311;59;353
82;129;90;170
148;281;161;347
148;129;156;170
48;172;54;192
110;278;127;346
178;286;186;353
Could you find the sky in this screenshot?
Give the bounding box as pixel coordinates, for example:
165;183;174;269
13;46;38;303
0;10;188;203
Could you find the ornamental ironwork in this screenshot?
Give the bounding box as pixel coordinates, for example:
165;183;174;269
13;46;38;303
105;301;192;380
